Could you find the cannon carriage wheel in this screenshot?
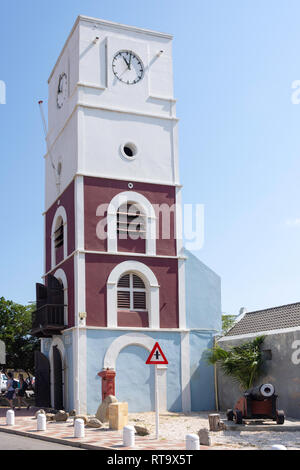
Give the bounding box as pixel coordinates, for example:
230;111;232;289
226;409;234;421
233;409;243;424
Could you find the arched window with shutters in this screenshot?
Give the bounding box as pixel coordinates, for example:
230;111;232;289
51;206;68;269
117;273;147;312
115;272;147;328
107;261;160;329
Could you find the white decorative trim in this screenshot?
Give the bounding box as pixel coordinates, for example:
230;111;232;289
78;328;87;414
77;81;106;91
149;95;177;103
77;102;179;121
54;268;68;325
51;205;68;269
75;175;85;251
103;332;167;412
178;257;186;330
73;251;87;414
181;332;191;412
43;173;182;213
106;191;156;256
103;332;155;369
49;336;66;410
106;261;160;329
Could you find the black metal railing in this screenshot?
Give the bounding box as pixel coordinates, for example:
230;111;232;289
31;304;66;335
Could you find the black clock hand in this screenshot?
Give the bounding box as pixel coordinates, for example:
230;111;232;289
122;55;130;68
128;52;132;70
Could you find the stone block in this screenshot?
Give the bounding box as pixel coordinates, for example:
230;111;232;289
108;402;128;430
198;428;211;446
96;395;118;423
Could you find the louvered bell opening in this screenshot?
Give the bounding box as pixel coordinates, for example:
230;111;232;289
117;203;146;234
133;274;145;289
133;291;146;310
54;223;64;249
117;291;130;309
117;274;130;288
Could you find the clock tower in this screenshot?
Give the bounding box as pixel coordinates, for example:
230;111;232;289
32;16;221;415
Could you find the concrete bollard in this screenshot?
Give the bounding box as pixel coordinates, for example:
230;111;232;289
123;425;135;447
186;433;200;450
74;418;85;438
6;409;15;426
269;444;287;450
37;413;46;431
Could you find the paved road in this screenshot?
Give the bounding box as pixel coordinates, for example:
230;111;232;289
0;432;84;450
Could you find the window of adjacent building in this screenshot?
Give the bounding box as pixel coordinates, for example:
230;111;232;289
117;273;147;311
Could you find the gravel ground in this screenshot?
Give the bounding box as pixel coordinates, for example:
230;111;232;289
127;411;300;449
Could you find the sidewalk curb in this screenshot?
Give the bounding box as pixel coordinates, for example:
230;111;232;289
0;426;112;450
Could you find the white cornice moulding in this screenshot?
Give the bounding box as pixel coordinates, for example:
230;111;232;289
42;248;185;279
79;15;173;39
77;83;177;103
148;94;177;103
64;326;190;333
77;81;106;91
76;102;179;121
43;173;182;213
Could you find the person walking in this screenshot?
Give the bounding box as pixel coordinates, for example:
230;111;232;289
16;374;30;410
5;372;16;409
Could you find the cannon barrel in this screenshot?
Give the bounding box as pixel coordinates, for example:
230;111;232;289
246;383;275;400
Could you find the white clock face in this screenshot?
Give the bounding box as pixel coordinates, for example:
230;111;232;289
57;73;68;108
112;51;144;85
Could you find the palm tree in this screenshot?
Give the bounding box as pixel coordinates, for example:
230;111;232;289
207;336;265;391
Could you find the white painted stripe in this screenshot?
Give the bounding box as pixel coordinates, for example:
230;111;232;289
78;327;87;414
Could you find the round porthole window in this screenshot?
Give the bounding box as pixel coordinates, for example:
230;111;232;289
120;142;137;160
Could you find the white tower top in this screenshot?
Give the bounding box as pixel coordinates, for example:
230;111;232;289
45;16;180;209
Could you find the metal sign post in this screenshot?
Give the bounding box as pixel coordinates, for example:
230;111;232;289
146;342;168;441
155;365;159;440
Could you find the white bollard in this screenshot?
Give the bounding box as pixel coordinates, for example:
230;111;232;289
269;444;287;450
37;413;46;431
6;409;15;426
123;425;135;447
186;433;200;450
74;418;85;438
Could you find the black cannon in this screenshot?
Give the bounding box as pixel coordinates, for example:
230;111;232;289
227;383;285;425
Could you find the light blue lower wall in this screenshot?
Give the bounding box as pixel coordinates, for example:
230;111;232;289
85;329;217;414
189;331;215;411
86;330;182;415
116;345;155;412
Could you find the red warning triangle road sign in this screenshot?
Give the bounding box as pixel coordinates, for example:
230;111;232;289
146;342;168;365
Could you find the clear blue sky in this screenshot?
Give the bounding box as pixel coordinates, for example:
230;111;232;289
1;0;300;316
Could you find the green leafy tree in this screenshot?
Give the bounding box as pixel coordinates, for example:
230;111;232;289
222;314;236;335
206;336;265;390
0;297;39;375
